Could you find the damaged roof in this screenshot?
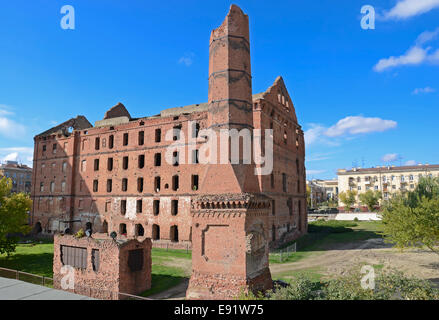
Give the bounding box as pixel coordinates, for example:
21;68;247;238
36;115;92;138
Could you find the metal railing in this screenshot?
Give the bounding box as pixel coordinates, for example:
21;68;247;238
271;242;297;263
0;267;152;300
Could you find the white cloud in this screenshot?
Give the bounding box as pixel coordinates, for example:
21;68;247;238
0;117;26;138
304;125;326;145
416;27;439;45
305;116;397;146
306;169;326;176
374;46;428;72
412;86;436;94
382;153;400;162
178;53;195;67
0;147;33;166
325;116;397;137
404;160;417;166
0;104;14;116
3;152;19;162
383;0;439;20
374;27;439;72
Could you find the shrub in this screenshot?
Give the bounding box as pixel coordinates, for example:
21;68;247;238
242;267;439;300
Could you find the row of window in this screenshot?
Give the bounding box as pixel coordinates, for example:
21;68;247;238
91;123;201;151
84;150;198;173
352;184;416;191
350;173;437;183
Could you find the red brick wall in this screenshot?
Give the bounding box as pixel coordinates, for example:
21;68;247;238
53;234;151;299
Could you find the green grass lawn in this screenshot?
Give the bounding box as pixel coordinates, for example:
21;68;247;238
269;220;384;264
0;242;191;297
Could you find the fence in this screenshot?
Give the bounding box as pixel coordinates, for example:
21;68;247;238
271;242;297;263
152;241;191;253
0;267;152;300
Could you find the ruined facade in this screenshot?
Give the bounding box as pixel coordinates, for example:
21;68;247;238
30;5;306;255
53;234;151;299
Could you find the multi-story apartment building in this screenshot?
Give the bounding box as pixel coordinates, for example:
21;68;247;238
313;179;338;201
0;160;32;194
337;164;439;208
30;7;307;248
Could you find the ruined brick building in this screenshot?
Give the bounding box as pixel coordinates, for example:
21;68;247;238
30;5;307;254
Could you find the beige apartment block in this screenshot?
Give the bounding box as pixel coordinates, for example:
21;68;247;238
337;164;439;208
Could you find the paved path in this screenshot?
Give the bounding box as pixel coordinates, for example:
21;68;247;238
0;277;94;300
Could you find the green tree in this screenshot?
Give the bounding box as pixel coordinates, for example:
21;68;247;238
339;190;357;212
0;177;32;256
381;176;439;255
306;185;312;208
358;190;382;212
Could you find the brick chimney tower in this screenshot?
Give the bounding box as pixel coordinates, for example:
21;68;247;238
187;5;273;300
201;4;259;194
207;4;253;131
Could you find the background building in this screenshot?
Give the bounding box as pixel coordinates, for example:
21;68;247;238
337;164;439;208
0;160;32;194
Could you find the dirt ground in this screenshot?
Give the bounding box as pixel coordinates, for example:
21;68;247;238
151;238;439;299
270;238;439;286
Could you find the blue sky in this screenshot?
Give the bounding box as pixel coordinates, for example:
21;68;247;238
0;0;438;179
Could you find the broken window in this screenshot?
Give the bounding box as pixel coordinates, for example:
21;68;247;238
40;182;44;192
153;200;160;215
170;225;179;242
171;199;179;216
109;135;114;149
191;175;199;191
121;200;127;215
155;128;161;142
53;143;57;154
123;133;129;146
173;125;181;141
136;199;142;213
105;201;111;212
95;137;100;150
135;224;144;237
193;122;200;138
152;224;160;240
94;159;99;171
172;175;179;191
154;176;160;192
137;131;145;146
282;173;287;192
93;180;98;192
270;173;274;188
137;177;144;193
92;249;100;272
123;156;129;170
119;223;127;235
154;153;161;166
128;249;144;272
173;151;179;166
138;155;145;168
122;178;128;192
107;179;112;192
107;157;113;171
61;246;87;269
192;149;199;164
